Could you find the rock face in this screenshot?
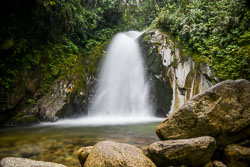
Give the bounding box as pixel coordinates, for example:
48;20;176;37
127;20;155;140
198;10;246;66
36;79;75;121
30;79;86;122
224;144;250;167
147;136;216;167
141;29;213;116
0;157;67;167
78;146;93;166
83;141;156;167
0;70;41;125
3;78;87;126
156;79;250;146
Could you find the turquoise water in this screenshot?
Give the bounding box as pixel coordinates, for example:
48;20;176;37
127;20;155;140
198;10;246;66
0;122;161;167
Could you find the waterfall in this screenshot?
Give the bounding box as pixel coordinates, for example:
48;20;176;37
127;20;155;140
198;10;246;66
89;31;152;117
41;31;163;126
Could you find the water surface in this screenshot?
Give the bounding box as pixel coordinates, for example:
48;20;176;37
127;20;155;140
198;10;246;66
0;122;161;167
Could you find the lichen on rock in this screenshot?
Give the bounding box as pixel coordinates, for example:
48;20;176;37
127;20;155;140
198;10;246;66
141;29;214;116
156;79;250;147
147;136;216;167
83;141;156;167
0;157;67;167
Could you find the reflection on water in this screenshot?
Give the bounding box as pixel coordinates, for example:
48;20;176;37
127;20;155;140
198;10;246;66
0;122;161;167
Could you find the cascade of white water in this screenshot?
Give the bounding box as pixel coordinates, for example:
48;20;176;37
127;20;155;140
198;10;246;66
89;31;152;117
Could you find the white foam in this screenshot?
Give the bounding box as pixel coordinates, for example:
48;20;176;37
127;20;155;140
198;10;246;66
40;116;164;127
88;31;152;117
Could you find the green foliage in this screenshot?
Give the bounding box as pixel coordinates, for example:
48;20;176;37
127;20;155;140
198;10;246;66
0;0;128;124
122;0;167;30
1;0;249;125
27;99;36;105
0;0;124;93
172;55;178;69
155;0;250;80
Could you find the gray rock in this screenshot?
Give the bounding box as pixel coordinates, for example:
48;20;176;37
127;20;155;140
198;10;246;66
156;79;250;146
84;141;156;167
36;79;87;122
141;29;213;116
0;157;67;167
213;160;227;167
147;136;216;167
198;62;216;82
37;79;72;121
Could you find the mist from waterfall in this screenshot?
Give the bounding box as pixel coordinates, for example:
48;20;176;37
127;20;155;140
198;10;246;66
89;31;152;117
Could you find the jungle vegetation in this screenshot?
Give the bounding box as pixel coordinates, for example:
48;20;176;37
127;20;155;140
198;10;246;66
0;0;249;123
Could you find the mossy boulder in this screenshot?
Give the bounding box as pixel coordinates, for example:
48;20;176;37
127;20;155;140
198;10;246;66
8;114;39;126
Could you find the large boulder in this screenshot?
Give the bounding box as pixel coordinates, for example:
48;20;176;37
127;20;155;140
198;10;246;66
147;136;216;167
156;79;250;146
224;144;250;167
83;141;156;167
0;157;67;167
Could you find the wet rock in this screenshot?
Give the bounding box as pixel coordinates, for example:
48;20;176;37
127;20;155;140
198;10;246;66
0;157;67;167
8;115;39;126
84;141;156;167
224;144;250;167
36;79;87;122
155;108;167;117
156;79;250;146
213;160;227;167
141;29;213;116
238;140;250;147
78;146;93;167
198;62;217;82
147;136;216;167
37;79;73;121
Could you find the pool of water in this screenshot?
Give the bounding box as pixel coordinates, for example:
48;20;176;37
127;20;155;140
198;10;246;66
0;121;162;167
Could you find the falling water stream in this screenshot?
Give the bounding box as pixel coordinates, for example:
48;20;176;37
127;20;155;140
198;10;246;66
89;31;151;117
0;31;163;166
43;31;162;126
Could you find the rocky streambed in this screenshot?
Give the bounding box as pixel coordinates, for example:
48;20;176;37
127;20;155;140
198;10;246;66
0;122;161;167
1;79;250;167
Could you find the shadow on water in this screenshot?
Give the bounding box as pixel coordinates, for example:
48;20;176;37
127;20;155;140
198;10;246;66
0;122;161;167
